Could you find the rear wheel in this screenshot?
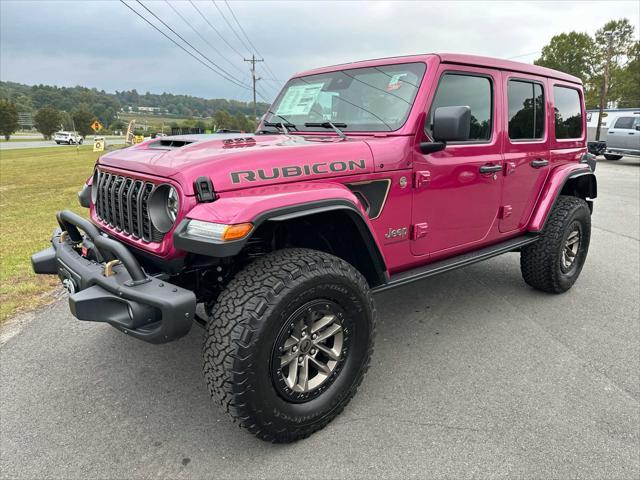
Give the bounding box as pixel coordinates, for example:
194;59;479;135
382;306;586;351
604;154;623;160
520;195;591;293
203;248;376;442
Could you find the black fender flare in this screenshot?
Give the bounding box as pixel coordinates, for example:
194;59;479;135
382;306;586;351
173;199;389;286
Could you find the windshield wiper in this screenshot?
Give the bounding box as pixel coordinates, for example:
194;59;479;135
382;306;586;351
263;121;296;134
304;121;347;140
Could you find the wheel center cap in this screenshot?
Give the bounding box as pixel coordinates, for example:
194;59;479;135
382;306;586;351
299;338;312;354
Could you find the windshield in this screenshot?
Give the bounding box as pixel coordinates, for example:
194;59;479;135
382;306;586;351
264;62;426;132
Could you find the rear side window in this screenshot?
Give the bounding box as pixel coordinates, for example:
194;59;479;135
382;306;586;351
613;117;635;129
508;80;545;140
427;73;493;141
553;86;583;139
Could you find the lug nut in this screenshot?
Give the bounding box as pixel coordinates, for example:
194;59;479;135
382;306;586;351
298;357;304;364
310;348;316;355
311;334;317;340
292;346;298;352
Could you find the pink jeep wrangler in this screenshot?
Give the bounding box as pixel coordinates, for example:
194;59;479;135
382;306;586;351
32;54;597;442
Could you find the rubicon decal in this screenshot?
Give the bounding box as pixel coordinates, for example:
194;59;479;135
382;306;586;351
230;159;367;184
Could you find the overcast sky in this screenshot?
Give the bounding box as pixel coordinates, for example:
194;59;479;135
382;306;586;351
1;1;638;102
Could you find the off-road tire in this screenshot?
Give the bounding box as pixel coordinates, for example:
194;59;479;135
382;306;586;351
520;195;591;293
604;154;623;160
203;248;376;442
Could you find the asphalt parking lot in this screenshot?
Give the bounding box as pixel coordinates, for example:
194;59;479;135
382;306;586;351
1;157;638;479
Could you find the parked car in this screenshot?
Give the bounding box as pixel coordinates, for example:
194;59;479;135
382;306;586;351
603;115;640;160
32;53;597;443
54;131;83;145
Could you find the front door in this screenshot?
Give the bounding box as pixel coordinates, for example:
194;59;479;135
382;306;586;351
499;73;550;232
411;66;503;256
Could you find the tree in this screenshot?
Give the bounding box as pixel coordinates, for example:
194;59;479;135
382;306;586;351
592;19;636;139
34;107;61;139
535;18;637;139
72;104;95;138
534;32;597;80
0;99;19;140
614;41;640;107
214;109;232;130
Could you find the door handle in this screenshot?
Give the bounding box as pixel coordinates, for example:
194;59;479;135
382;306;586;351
629;132;635;135
530;159;549;168
479;164;502;174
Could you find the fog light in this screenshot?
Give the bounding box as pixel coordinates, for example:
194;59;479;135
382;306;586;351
185;220;253;241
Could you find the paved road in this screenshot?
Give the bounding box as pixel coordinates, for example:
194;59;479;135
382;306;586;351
1;158;638;479
0;137;126;150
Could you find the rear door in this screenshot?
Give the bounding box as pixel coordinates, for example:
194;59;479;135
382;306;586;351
499;73;550;233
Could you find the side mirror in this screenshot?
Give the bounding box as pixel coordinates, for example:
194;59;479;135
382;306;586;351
635;125;640;131
433;106;471;142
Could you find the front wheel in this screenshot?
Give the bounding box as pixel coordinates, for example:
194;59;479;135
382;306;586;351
604;154;623;160
203;248;376;442
520;195;591;293
78;138;83;145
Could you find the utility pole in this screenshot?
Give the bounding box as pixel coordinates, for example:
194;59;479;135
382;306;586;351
244;54;263;121
595;31;619;141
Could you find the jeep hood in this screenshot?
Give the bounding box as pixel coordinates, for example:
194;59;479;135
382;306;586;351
98;134;376;195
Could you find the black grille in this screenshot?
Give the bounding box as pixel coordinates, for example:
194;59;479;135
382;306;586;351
94;169;163;242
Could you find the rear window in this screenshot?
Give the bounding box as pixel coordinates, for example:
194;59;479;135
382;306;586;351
508;80;545;140
553;86;583;139
613;117;635;129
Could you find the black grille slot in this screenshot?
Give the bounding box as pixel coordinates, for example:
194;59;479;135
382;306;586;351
94;169;162;242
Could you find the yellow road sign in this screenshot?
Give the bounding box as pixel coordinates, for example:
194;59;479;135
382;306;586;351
93;137;105;152
133;135;144;144
91;121;103;132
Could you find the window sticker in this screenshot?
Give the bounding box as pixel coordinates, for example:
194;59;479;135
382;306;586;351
387;73;407;91
276;83;325;116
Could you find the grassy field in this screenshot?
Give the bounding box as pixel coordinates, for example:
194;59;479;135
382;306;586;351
1;137;45;142
0;145;115;321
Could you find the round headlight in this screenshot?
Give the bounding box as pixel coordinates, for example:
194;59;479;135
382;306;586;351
167;186;179;222
148;184;180;233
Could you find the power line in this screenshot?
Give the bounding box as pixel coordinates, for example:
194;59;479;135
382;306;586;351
163;0;244;76
223;0;282;83
189;0;245;60
212;0;252;55
507;50;541;60
134;0;250;88
119;0;249;90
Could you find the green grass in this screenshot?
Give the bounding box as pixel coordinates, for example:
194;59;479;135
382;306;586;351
0;145;121;321
0;137;45;143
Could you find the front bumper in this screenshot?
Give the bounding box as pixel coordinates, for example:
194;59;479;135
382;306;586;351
31;210;196;343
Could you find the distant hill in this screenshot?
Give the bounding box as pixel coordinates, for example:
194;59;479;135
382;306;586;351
0;81;271;128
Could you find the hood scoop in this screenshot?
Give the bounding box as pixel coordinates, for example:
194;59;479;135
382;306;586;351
148;139;194;149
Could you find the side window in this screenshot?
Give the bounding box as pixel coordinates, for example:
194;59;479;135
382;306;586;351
507;80;544;140
613;117;635;129
427;73;492;141
507;80;545;140
553;86;583;139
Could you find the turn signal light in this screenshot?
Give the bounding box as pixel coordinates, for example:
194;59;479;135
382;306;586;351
185;220;253;242
221;223;253;241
